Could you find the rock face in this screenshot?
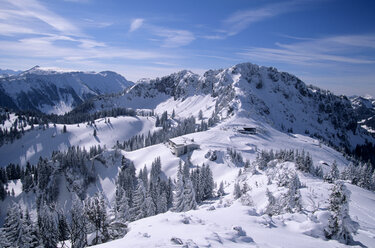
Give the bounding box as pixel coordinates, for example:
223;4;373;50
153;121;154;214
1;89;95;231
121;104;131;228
0;66;133;114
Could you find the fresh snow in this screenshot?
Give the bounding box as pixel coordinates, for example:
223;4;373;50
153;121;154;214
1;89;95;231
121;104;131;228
0;116;156;166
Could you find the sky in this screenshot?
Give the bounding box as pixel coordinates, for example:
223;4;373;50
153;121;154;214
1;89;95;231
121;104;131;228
0;0;374;96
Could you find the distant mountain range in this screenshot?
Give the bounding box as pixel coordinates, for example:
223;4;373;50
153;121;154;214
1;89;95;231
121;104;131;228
0;68;22;77
0;66;133;114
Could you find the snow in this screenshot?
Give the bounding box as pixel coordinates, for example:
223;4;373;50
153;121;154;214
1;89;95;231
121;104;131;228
0;66;134;114
0;116;156;166
1;62;375;247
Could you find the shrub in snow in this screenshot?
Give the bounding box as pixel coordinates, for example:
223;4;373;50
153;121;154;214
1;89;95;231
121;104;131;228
324;181;358;244
232;226;246;236
171;237;183;245
207;205;216;211
205;150;217;161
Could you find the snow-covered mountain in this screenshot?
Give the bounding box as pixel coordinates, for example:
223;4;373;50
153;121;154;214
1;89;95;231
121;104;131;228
1;62;375;248
92;62;373;151
0;69;22;78
350;95;375;134
0;66;134;114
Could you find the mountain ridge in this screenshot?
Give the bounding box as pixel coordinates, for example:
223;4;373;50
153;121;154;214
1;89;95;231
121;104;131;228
0;66;134;114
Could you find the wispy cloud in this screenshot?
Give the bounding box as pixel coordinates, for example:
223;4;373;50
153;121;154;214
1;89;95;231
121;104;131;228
238;34;375;66
129;18;144;32
0;1;176;63
5;0;81;35
208;0;314;38
153;28;195;48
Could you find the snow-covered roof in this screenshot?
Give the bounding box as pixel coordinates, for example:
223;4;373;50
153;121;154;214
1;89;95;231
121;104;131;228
169;136;196;146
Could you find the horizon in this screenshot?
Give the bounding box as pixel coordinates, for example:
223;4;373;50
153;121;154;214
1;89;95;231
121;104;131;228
0;0;374;96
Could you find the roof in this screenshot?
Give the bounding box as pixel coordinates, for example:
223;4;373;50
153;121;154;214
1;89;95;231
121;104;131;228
169;136;196;146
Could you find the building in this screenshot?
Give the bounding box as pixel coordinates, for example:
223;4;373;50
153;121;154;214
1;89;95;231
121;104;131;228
238;127;257;134
169;137;200;156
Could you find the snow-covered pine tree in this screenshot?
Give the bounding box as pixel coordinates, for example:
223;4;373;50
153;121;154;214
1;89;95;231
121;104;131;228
145;193;156;217
38;203;59;248
85;192;109;245
183;177;197;211
324;160;339;183
57;209;70;245
114;185;130;222
70;197;87;248
157;192;168;214
324;181;358;244
173;164;185;212
283;174;302;213
166;177;174;208
130;179;147;221
217;181;225;197
0;228;10;248
21;208;40;248
265;188;278;216
198;110;203;120
202;164;214;200
3;203;23;247
233;182;242;199
141;165;148;187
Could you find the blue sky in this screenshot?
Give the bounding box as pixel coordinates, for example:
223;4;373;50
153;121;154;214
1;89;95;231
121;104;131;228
0;0;374;96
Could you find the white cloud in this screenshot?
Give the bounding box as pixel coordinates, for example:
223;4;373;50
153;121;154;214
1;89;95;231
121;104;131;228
218;1;315;37
129;18;144;32
155;28;195;48
5;0;81;35
238;34;375;66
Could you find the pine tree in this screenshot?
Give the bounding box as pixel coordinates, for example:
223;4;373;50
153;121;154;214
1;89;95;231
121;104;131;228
62;125;67;133
233;183;242;199
283;174;302;213
85;192;109;245
157;192;168;214
324;181;358;244
70;197;87;248
3;203;23;247
145;193;156;217
173;165;185;212
265;188;278;216
20;208;40;248
183;178;197;211
57;209;70;244
130;179;146;221
217;181;225;197
114;185;129;222
93;129;97;137
38;204;59;248
324;160;339;183
166;177;174;208
0;228;10;248
198;110;203;120
202;164;214;200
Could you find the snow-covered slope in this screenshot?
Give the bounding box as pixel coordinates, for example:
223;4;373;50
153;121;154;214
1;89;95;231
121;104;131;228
0;115;156;166
1;62;375;248
92;63;373;151
351;95;375;134
0;66;133;114
84;117;374;248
